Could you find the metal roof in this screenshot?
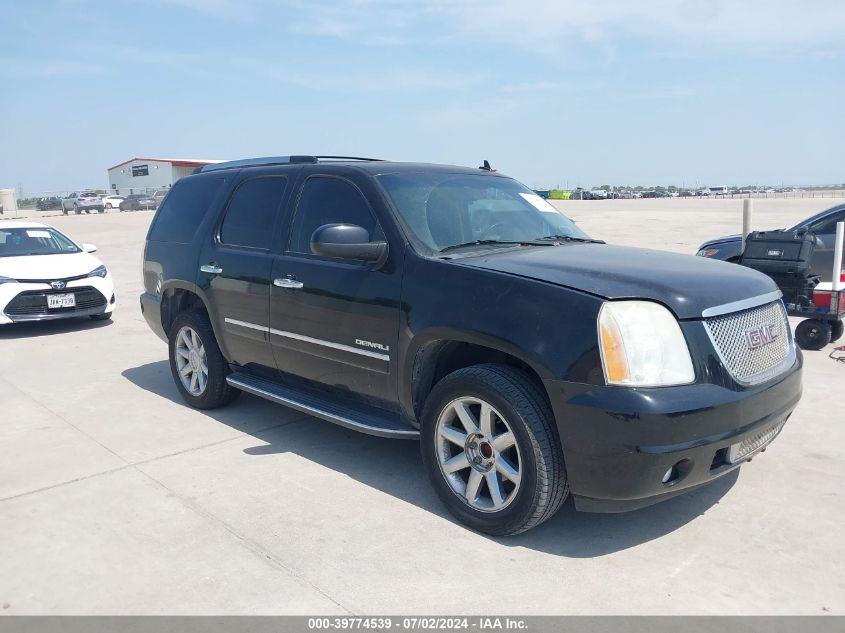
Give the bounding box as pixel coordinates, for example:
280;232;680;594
107;157;225;171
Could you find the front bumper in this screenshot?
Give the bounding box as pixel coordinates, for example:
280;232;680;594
0;275;116;324
544;358;802;513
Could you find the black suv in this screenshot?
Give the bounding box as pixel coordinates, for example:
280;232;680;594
140;156;802;535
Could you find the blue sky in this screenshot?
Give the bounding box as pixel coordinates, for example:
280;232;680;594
1;0;843;193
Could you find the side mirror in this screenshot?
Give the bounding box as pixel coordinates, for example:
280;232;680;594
310;224;387;263
82;243;97;253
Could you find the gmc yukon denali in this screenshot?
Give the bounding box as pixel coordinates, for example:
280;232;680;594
140;156;802;535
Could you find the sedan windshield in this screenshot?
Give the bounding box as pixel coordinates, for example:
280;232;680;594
0;227;81;257
376;172;590;253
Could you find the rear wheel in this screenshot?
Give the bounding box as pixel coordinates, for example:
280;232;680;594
794;319;832;350
168;310;240;409
105;203;112;209
420;364;568;536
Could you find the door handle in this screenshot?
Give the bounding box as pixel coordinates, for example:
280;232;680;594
274;278;304;289
200;264;223;274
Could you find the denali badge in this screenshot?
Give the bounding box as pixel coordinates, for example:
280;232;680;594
745;322;778;349
355;339;390;352
50;280;66;290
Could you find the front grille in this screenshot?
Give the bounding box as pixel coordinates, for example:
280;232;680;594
4;286;107;317
704;300;793;384
728;421;785;463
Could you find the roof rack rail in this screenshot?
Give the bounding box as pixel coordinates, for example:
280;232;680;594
314;156;384;162
196;155;385;174
196;156;318;173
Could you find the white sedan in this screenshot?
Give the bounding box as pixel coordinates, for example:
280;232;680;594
102;195;124;210
0;222;116;324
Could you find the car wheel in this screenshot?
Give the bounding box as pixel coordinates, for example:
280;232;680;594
105;203;112;209
420;364;568;536
169;310;240;410
831;320;844;344
90;312;112;321
794;319;832;350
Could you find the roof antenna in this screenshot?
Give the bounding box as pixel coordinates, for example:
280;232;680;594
479;159;496;172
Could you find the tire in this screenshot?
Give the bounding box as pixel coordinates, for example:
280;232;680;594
105;203;112;209
90;312;112;321
168;310;240;410
794;319;832;350
420;364;568;536
831;320;844;344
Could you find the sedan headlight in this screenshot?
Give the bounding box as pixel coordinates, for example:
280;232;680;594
598;301;695;386
696;248;719;257
0;276;17;285
87;265;108;278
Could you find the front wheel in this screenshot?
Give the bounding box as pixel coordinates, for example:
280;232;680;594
420;364;568;536
795;319;832;350
168;310;240;410
105;203;112;209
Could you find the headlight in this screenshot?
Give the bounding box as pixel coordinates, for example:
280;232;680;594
697;248;719;257
598;301;695;386
0;276;17;285
87;265;108;278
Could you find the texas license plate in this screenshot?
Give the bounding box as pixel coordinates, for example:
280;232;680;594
47;293;76;309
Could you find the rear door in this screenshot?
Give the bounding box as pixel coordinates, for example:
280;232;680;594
197;173;291;374
268;170;402;409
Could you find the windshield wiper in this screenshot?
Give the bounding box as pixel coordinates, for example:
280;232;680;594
439;239;554;254
536;235;606;244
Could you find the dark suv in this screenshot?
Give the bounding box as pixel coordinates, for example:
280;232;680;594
140;156;802;535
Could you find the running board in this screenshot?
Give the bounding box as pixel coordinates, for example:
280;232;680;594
226;373;419;440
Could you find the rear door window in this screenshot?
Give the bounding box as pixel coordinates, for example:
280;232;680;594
219;176;287;250
148;176;225;243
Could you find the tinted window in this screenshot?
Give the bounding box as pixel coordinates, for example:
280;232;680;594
288;177;377;254
807;211;845;235
148;176;225;243
220;177;287;250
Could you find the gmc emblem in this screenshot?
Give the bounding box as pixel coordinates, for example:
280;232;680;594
745;322;778;349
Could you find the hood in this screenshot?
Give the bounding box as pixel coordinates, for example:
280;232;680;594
457;243;778;320
0;252;103;281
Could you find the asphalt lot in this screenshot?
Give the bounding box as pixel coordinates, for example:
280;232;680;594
1;199;843;615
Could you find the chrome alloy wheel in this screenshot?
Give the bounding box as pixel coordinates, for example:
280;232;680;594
435;397;522;512
174;326;208;396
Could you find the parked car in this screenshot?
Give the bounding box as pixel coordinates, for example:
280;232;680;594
589;189;608;200
679;190;694;197
102;195;124;210
119;194;157;211
139;155;802;535
61;192;104;214
696;189;710;196
697;203;845;282
0;222;116;324
36;197;63;211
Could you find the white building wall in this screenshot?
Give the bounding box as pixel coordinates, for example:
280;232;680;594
108;159;177;195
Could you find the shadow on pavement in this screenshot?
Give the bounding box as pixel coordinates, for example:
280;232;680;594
0;316;113;340
122;359;738;558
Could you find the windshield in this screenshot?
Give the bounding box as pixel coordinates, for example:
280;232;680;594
80;192;98;198
0;227;81;257
376;172;589;253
